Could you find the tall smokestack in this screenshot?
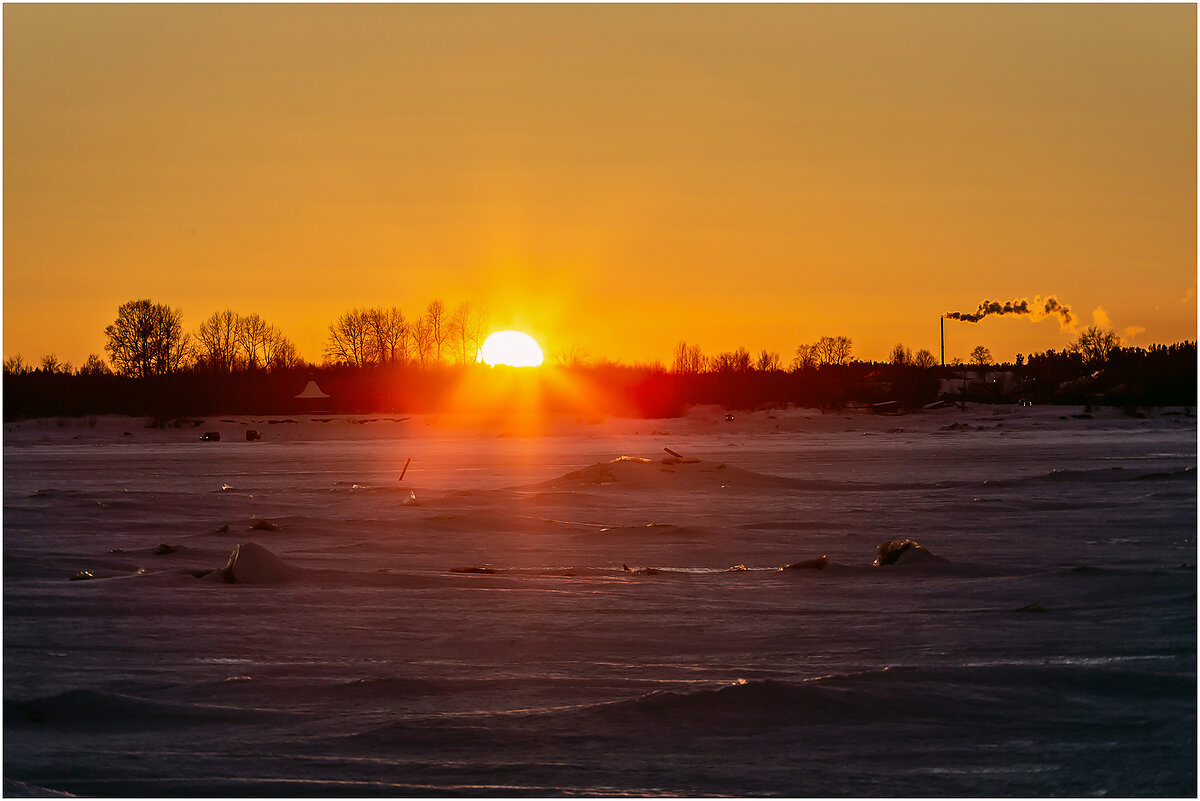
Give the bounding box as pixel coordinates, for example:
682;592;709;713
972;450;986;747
940;317;945;367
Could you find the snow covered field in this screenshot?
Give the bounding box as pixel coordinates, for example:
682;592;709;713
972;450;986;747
4;405;1195;796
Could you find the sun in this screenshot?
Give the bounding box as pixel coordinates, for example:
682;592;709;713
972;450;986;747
477;330;545;367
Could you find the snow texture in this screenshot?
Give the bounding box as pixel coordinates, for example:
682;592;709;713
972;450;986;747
4;404;1195;796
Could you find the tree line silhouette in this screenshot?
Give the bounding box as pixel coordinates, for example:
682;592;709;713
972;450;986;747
4;298;489;379
3;298;1195;419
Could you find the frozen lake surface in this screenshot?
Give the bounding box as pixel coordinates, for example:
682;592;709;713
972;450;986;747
4;405;1196;796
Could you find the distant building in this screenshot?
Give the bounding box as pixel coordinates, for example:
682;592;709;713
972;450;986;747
295;379;331;413
295;380;330;400
940;369;1018;399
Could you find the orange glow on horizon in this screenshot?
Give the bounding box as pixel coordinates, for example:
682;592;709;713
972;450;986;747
2;5;1194;368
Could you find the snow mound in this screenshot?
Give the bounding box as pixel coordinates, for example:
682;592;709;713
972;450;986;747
527;456;796;491
207;542;299;584
781;555;829;570
873;539;939;567
3;778;76;797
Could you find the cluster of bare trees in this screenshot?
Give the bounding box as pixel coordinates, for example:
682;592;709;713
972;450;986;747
5;297;492;379
98;300;301;377
948;327;1119;371
669;335;984;374
794;336;854;369
6;301;302;378
889;343;938;369
7;301;298;378
324;301;485;368
671;342;706;374
325;307;407;367
5;352;112;376
671;331;1126;375
669;335;961;374
671;341;786;374
194;310;301;372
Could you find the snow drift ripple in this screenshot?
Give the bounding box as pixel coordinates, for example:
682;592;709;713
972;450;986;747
348;661;1192;750
568;663;1193;738
522;456;978;493
3;689;287;730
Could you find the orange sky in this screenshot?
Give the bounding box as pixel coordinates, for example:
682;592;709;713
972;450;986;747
4;4;1196;368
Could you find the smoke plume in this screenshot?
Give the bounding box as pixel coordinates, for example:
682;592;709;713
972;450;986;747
944;296;1073;327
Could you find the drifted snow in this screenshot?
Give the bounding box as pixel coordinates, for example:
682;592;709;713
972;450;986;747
3;405;1195;796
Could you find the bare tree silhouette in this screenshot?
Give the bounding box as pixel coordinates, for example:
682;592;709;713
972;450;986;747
671;341;687;373
671;341;704;374
711;347;752;373
325;309;370;367
269;338;303;370
3;354;29;375
792;344;818;371
425;300;448;364
812;335;853;366
195;310;240;372
1070;326;1121;367
79;354;111;375
411;315;433;367
755;349;781;371
450;302;485;364
390;308;413;364
104;300;190;378
196;310;298;372
236;313;276;370
970;345;992;368
913;349;938;369
363;306;407;365
890;343;912;367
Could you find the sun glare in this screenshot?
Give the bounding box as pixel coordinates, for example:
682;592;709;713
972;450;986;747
478;330;545;367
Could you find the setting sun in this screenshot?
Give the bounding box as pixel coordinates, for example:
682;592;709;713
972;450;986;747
477;330;545;367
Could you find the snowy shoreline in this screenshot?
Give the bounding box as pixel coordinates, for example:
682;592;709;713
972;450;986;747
5;402;1195;445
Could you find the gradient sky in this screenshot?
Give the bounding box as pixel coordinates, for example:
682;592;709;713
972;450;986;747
5;4;1196;368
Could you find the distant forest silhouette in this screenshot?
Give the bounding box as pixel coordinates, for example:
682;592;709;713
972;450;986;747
3;299;1196;419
